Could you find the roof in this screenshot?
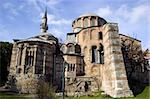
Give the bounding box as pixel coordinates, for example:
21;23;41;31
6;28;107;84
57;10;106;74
16;33;58;44
119;34;141;42
78;13;99;18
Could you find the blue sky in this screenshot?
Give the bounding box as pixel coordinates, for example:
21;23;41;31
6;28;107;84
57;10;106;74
0;0;150;49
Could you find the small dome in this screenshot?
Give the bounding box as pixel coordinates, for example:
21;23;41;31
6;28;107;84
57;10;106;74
79;13;99;18
16;33;58;44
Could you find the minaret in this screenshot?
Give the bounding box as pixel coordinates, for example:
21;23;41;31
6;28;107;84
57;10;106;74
40;7;48;33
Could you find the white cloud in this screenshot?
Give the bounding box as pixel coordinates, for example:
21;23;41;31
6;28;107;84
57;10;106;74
50;19;71;25
25;0;62;12
46;0;62;5
3;2;19;16
96;4;150;24
40;13;71;25
95;3;150;49
116;4;150;24
51;28;62;37
2;2;25;20
96;6;112;17
50;27;67;42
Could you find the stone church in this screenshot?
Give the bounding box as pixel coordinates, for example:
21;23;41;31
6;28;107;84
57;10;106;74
7;10;149;98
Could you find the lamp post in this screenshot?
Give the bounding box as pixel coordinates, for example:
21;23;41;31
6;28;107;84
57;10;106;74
62;61;66;99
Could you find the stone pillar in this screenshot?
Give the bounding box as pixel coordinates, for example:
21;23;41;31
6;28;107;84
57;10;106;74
95;17;98;26
43;51;46;74
102;23;133;98
33;45;38;74
17;46;21;66
89;16;91;26
9;43;18;74
22;44;27;74
97;49;100;63
81;18;84;27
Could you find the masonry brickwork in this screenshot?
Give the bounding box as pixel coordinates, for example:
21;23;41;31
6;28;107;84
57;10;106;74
7;12;149;98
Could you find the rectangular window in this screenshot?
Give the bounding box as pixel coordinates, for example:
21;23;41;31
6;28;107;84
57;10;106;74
35;49;44;74
92;46;97;63
99;32;103;40
25;50;34;66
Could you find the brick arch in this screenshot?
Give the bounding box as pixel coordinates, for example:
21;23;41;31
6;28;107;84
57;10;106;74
90;29;97;40
83;17;89;27
82;30;88;41
60;44;67;53
75;44;81;53
66;43;75;53
90;17;96;26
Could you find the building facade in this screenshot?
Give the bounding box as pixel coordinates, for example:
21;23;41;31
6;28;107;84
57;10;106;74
7;10;63;93
7;12;149;98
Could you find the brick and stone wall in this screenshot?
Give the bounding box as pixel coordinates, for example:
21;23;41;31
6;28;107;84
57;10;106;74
8;34;63;93
102;23;133;97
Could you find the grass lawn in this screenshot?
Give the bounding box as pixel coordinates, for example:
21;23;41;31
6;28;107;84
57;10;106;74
0;92;27;99
59;87;150;99
0;87;149;99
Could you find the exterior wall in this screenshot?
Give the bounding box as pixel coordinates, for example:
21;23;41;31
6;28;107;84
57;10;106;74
7;13;148;98
65;77;99;96
8;36;63;93
63;54;84;77
120;34;149;84
76;27;104;80
54;54;63;89
102;23;133;97
9;42;18;75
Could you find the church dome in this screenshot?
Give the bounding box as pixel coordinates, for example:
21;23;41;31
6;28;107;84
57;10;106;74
72;13;107;32
78;13;99;18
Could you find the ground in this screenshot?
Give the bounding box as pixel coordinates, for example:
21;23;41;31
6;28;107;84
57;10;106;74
0;87;149;99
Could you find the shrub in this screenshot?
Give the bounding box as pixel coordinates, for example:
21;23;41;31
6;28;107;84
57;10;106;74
37;81;56;99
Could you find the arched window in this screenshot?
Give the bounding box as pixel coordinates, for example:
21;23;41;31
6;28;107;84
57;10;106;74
84;46;87;54
91;17;95;26
99;32;103;40
67;44;74;53
92;46;97;63
75;44;81;53
84;18;88;27
83;30;87;41
60;45;66;53
98;44;104;64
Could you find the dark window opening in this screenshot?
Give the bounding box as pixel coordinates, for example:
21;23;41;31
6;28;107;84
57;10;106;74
17;68;22;74
99;32;103;40
67;64;75;71
84;81;89;92
35;49;44;74
92;46;97;63
25;50;34;66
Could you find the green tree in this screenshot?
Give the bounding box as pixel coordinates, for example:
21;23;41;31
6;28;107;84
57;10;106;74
0;42;12;86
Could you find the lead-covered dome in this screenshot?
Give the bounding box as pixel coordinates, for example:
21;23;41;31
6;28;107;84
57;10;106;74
78;13;99;18
72;13;107;32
